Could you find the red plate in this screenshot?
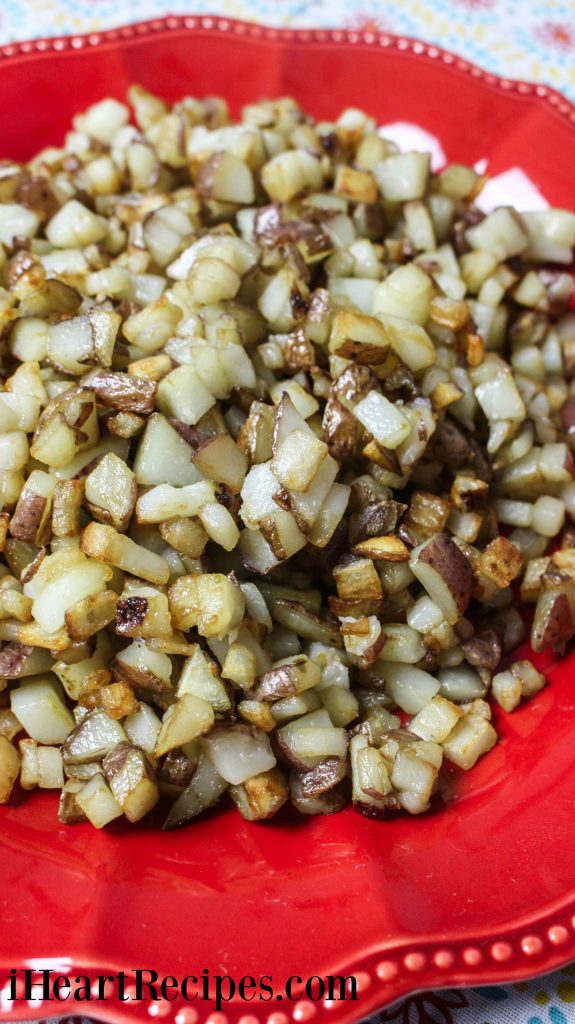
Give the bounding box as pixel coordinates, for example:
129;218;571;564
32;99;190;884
1;18;575;1024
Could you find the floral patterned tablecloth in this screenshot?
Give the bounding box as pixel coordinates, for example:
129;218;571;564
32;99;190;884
2;0;575;99
3;1;575;1023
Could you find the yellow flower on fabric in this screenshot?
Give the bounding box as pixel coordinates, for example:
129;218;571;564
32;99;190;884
557;981;575;1003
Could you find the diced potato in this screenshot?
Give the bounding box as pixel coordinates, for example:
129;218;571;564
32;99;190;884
46;200;108;247
237;700;276;732
123;298;182;354
229;767;289;821
380;662;440;714
0;431;29;471
373;264;433;325
341;615;383;665
475;366;526;423
168;573;245;637
85;454;137;532
47;308;120;375
466;207;528;261
375;152;430;201
197;502;239;551
188;257;241;304
159;516;208;558
442;713;497;769
390;747;438;814
74;97;129;142
75;773;123;829
155;694;215;757
375;314;436;372
0;203;39;247
113;638;172;693
410;534;473;625
350;733;388;815
352;535;409;561
81;522;170;585
163;748;227;829
492;660;546;712
334;557;382;603
353;392;410;450
58;779;88;824
11;679;74;744
0;736;21;803
156;364;215;425
62;708;127;764
0;709;22;741
196;150;255;204
20;740;64;789
328;309;390;363
52;479;84;538
221;642;257;689
25;549;111;633
254;655;321;702
409;695;463;743
9;470;55;545
65;589;118;641
261;149;323;203
272;430;328;493
192;434;248;493
103;742;159;822
136;480;214;524
30;388;98;469
204;728;276;784
134;413;204;487
178;644;231;713
97;682;139;721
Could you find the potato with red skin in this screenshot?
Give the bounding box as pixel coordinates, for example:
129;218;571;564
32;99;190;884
410;534;473;625
531;586;575;652
299;757;347;797
252;656;321;703
321;398;357;462
289;773;347;815
0;642;52;678
561;396;575;449
348;500;406;546
461;630;502;671
10;492;48;543
92;372;158;415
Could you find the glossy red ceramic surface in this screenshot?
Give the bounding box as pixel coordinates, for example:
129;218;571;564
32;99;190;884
1;18;575;1024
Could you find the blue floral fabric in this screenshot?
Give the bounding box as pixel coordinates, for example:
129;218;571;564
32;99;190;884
371;965;575;1022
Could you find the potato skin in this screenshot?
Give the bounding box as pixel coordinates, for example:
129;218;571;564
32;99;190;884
417;534;473;617
10;493;47;542
461;629;502;671
322;399;357;463
0;642;34;677
92;372;157;415
532;588;575;652
252;666;297;703
299;757;347;797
